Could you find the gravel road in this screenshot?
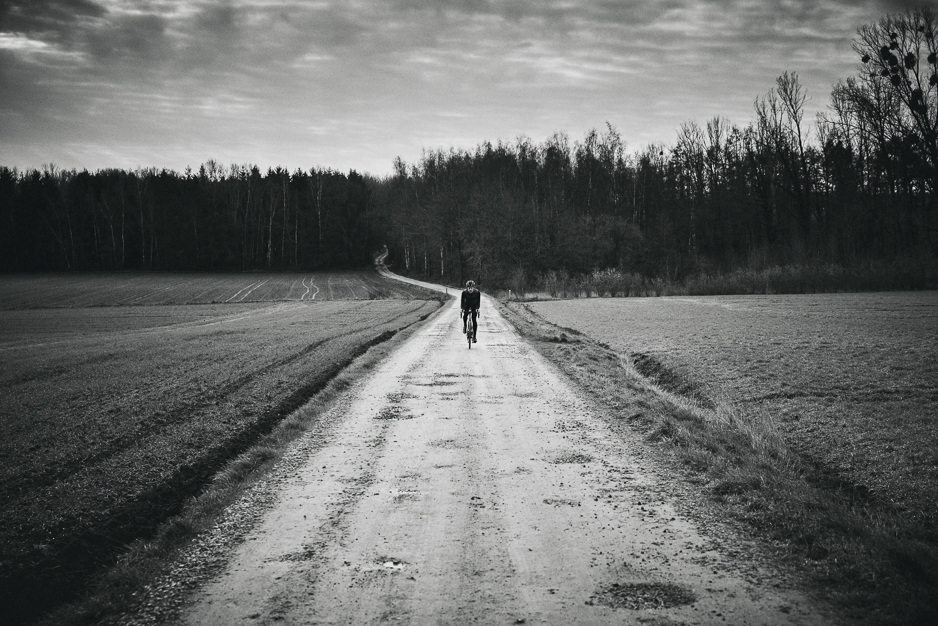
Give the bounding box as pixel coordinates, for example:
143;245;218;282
173;273;832;625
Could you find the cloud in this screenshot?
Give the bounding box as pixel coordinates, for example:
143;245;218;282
0;0;107;33
195;2;237;34
0;0;917;175
874;0;938;11
85;12;169;65
0;31;47;50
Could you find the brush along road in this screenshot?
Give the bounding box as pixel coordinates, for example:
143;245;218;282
178;277;830;625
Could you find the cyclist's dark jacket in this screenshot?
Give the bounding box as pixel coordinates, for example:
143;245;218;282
461;289;480;310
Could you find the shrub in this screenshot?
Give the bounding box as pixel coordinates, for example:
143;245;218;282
534;258;935;299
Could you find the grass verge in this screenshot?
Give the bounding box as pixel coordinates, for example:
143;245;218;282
31;300;448;626
499;299;938;626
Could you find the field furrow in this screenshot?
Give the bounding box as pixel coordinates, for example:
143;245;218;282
0;271;438;309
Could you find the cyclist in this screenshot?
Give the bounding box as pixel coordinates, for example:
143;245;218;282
461;280;481;343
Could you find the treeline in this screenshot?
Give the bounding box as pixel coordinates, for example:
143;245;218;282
377;9;938;290
1;9;936;289
0;163;379;271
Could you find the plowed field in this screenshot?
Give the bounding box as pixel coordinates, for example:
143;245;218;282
0;271;441;623
0;270;434;309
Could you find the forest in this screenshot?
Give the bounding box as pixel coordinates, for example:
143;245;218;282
1;9;936;291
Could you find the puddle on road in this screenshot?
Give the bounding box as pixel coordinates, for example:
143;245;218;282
337;473;376;488
405;371;463;387
543;497;581;507
410;372;493;387
428;438;466;449
554;419;586;433
386;391;416;403
414;379;459;387
587;582;696;610
375;405;414;420
393;490;420;503
379;557;407;571
548;451;594;464
276;545;319;562
351;557;411;586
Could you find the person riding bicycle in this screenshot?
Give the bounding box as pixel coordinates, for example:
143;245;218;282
461;280;481;343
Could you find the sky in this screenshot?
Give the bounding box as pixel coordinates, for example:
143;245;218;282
0;0;932;177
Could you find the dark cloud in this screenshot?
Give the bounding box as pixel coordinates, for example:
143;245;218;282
296;6;374;49
0;0;170;71
177;3;243;70
196;2;238;34
0;49;48;124
0;0;106;32
85;12;168;65
392;0;494;13
385;0;684;28
0;0;106;59
874;0;938;11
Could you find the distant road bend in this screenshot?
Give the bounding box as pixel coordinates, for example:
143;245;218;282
175;265;831;624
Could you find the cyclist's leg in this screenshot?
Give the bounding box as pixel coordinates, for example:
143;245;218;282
462;309;467;332
471;309;478;340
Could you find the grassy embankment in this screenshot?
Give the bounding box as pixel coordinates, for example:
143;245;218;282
0;272;444;625
498;296;938;626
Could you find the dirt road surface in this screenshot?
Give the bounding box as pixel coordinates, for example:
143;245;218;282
177;274;831;625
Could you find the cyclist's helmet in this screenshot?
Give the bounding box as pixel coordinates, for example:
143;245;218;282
466;280;475;288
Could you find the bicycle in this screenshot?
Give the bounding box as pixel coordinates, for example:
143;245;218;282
462;308;478;349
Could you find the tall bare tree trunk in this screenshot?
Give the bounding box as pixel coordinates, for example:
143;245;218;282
136;177;146;267
267;190;275;269
317;172;324;261
280;174;287;266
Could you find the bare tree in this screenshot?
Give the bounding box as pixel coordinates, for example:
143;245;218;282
856;8;938;193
